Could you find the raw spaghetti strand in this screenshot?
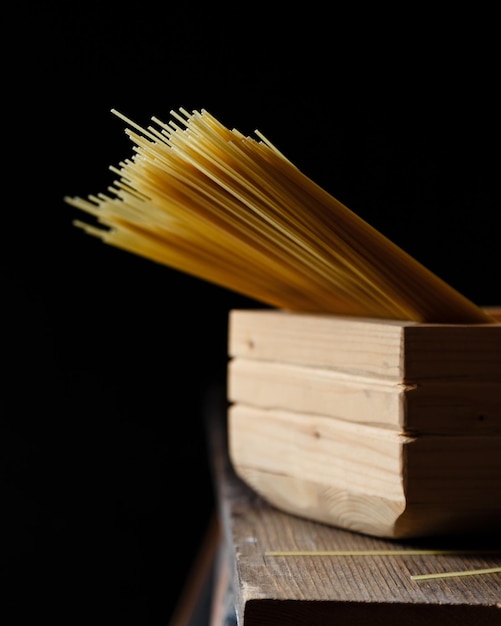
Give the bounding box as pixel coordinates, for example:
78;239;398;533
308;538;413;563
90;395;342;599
65;108;494;324
411;567;501;581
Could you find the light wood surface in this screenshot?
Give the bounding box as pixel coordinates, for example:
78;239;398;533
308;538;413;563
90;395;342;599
228;404;501;538
229;358;501;434
229;309;501;381
227;309;501;538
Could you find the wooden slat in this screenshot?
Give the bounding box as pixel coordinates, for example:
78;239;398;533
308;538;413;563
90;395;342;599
228;309;501;382
228;403;501;538
228;358;501;434
207;388;501;625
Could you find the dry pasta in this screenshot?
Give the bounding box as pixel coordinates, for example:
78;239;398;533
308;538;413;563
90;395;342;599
65;108;493;324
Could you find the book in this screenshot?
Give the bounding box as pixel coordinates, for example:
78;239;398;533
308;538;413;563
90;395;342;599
227;308;501;539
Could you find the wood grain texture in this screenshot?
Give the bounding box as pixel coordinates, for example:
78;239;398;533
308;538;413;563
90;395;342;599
228;358;501;434
227;308;501;538
228;404;501;538
207;394;501;625
228;309;501;381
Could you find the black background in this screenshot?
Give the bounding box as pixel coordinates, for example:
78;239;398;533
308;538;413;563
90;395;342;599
3;4;499;624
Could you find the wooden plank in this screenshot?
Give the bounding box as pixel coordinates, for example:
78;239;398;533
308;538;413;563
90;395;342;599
228;309;501;382
207;388;501;625
228;404;501;538
228;309;412;380
228;358;501;434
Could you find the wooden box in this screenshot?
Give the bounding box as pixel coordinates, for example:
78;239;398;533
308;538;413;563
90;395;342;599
227;308;501;539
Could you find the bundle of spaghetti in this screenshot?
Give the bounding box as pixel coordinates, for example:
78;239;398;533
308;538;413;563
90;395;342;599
65;108;493;323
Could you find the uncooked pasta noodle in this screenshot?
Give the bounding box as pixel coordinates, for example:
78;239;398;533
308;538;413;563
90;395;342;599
65;108;493;324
